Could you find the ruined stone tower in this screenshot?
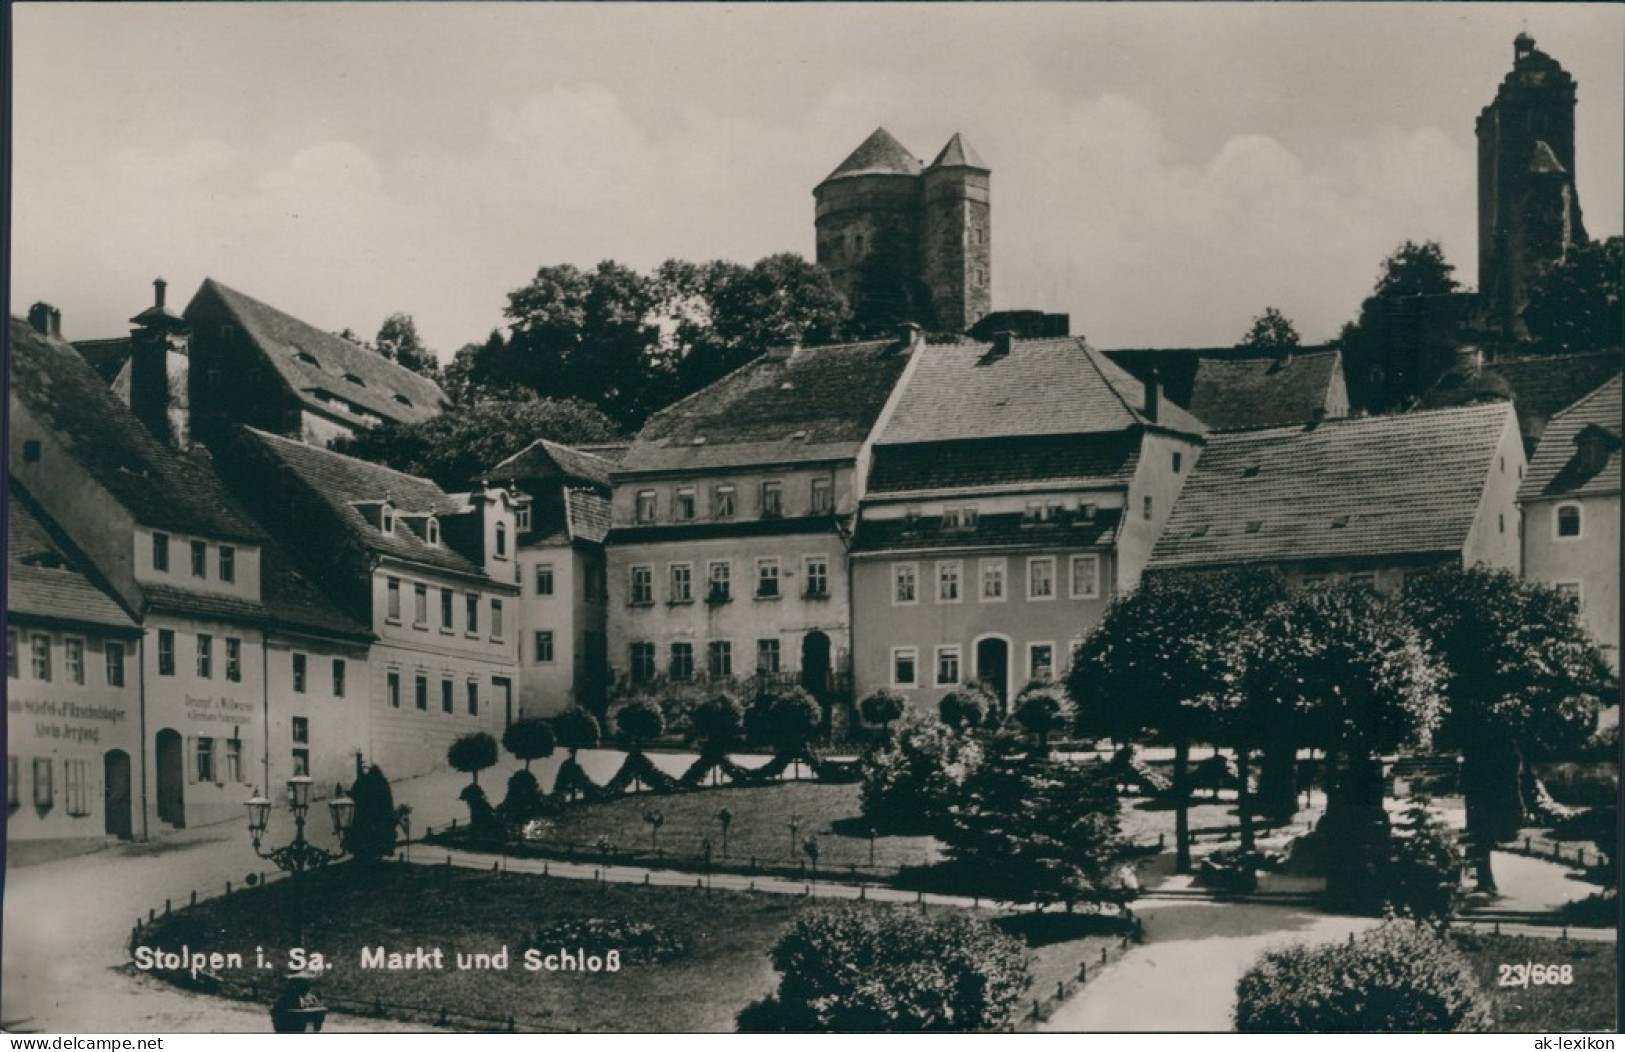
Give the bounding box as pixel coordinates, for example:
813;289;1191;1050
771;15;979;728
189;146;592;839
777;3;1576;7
814;127;990;334
1477;33;1587;339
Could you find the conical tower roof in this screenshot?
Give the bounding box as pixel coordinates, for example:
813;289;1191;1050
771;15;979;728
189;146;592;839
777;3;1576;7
928;132;988;171
820;127;922;185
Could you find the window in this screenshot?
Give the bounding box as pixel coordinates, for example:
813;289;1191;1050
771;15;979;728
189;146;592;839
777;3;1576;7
893;563;918;605
225;741;243;784
31;634;51;681
65;759;90;816
413;583;429;627
756;638;781;674
226;638;242;682
516;505;532;532
157;630;175;676
760;481;783;518
708;640;733;678
291;749;310;778
1556;504;1582;539
6;631;16;680
535;564;555;596
440;588;454;631
495;524;508;558
8;756;18;808
1555;581;1582;603
386;578;402;622
106;641;126;687
630;642;656;683
534;630;555;664
936;646;961;686
442;679;454;714
382;507;395;534
34;758;54;808
1030;643;1055;681
1143;496;1153;521
670;642;695;682
466;594;480;634
636;490;657;524
191;540;207;579
291;716;309;744
675;488;696;521
491;600;505;641
1173;451;1183;473
415;675;428;711
219;546;236;583
291;652;306;693
467;681;480;716
756;558;781;599
1022;502;1058;525
937;561;962;603
333;659;346;698
631;566;654;605
713;484;737;518
804;556;830;598
942;506;979;531
1069;555;1100;599
669;563;694;603
153;533;170;572
981;559;1006;601
195;738;215;783
427;519;440;545
707;561;732;602
1499;513;1505;534
892;647;918;687
1028;557;1056;600
65;638;85;685
197;635;213;679
811;478;833;515
387;671;401;708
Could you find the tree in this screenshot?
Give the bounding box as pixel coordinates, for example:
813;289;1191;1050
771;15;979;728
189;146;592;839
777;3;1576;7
746;688;824;764
1070;568;1289;870
939;684;995;732
374;312;442;381
1012;682;1074;750
858;689;907;736
1338;240;1464;411
1238;307;1300;352
502;718;556;771
1522;236;1623;354
553;708;602;759
615;699;666;752
1235;584;1446;903
1234;921;1492;1033
332;391;618;488
738;907;1029;1032
1383;796;1465;923
341;765;398;863
447;732;499;787
1373;240;1460;299
860;712;983;835
688;694;745;755
943;735;1133;910
1401;567;1610;891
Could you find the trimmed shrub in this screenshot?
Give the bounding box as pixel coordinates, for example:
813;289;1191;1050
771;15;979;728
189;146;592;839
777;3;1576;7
940;685;995;732
500;768;544;821
1013;682;1075;748
502;718;556;770
1234;921;1493;1033
746;687;824;756
447;732;499;786
341;764;397;863
614;699;666;751
688;693;745;754
739;907;1029;1032
860;712;981;835
553;708;602;758
858;689;907;734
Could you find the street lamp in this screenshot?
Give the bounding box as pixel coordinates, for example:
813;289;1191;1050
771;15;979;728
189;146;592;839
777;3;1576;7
246;776;355;875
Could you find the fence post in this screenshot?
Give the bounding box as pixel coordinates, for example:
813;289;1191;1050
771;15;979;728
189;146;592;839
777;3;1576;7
1057;981;1065;1001
1079;961;1087;982
165;899;171;916
1101;947;1108;963
190;890;197;906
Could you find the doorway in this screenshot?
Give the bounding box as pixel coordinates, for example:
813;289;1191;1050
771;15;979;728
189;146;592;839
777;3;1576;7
104;749;133;839
155;729;185;828
800;631;832;698
974;637;1011;713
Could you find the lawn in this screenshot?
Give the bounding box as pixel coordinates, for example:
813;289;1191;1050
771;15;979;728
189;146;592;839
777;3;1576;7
134;863;1125;1033
1453;931;1617;1033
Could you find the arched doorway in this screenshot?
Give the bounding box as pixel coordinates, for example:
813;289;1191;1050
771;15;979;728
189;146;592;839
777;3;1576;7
104;749;133;839
974;636;1011;714
155;729;185;829
800;631;832;699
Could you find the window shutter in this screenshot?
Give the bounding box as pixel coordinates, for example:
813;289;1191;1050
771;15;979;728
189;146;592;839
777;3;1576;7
185;736;198;784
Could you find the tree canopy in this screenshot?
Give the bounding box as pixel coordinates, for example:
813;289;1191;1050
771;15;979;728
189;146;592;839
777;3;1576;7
1522;236;1623;354
374;312;443;381
447;732;499;786
501;717;557;770
1372;240;1460;299
1238;307;1301;352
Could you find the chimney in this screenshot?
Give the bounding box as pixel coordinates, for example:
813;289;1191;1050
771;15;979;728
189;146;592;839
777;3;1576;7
1145;367;1161;422
1453;344;1484;377
989;330;1015;357
130;277;191;449
154;277;167;311
27;302;58;337
894;322;924;355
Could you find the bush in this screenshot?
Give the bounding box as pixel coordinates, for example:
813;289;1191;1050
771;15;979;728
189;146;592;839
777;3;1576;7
500;768;544;821
341;765;398;863
447;732;499;786
746;688;824;756
554;708;602;758
502;718;556;770
1013;682;1074;748
1379;797;1464;922
940;685;995;732
1234;921;1493;1033
860;713;982;835
858;689;907;733
688;694;745;754
739;907;1029;1032
615;699;666;750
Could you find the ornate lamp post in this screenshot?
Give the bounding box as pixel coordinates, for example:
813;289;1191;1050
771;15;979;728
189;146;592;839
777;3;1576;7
246;776;355;875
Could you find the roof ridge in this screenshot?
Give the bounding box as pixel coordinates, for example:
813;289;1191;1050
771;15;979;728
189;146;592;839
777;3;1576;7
1548;374;1622;422
1077;336;1150;424
244;425;450;494
1210;400;1514;437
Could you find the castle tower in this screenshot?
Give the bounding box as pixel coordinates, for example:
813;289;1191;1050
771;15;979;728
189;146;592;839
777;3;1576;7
814;127;927;332
921;133;992;332
1476;33;1587;340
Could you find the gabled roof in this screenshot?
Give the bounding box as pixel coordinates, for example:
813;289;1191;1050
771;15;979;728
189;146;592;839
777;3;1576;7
1186;350;1344;430
929;133;987;171
7;480;139;632
488;438;613;488
820;127;922;184
618;339;911;474
869;432;1140;496
189;279;448;428
238;427;483;576
1519;375;1621;502
1150;402;1517;571
9;317;266;543
1482;352;1622;446
72;337;134;384
852;508;1122;555
878;336;1205;447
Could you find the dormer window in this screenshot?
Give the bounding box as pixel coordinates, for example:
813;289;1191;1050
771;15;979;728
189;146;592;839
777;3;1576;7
675;488;696;522
636;490;657;524
495;523;508;558
343;373;366;386
394;394;414;407
1242;464;1262;479
382;507;395;534
516;505;532;532
760;481;783;519
426;518;440;545
295;350;321;367
1577;431;1613;475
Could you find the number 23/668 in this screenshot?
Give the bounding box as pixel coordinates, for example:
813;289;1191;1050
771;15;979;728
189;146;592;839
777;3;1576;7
1498;963;1574;988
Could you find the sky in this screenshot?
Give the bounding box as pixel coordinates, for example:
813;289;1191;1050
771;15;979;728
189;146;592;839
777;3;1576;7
10;3;1624;360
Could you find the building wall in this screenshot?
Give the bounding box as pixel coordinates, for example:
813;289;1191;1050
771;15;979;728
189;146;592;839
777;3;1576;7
516;542;607;716
814;175;923;325
1117;431;1204;592
132;525;263;603
1522;494;1620;672
5;622;142;841
298;408;359;449
263;635;373;800
920;166;992;332
1461;414;1527;571
611;464;856;525
185;292;303;448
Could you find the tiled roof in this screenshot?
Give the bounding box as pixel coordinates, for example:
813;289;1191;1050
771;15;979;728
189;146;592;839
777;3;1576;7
9;317;267;543
7;481;139;632
869;433;1140;495
1186;350;1343;429
1519;375;1621;502
576;442;630;464
1481;352;1622;446
929;133;987;171
238;427;483;576
190;279;448;428
1150;402;1516;571
852;508;1122;555
565;489;612;545
618;339;910;474
821;127;922;183
489;438;613;488
72;337;133;384
879;337;1204;447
